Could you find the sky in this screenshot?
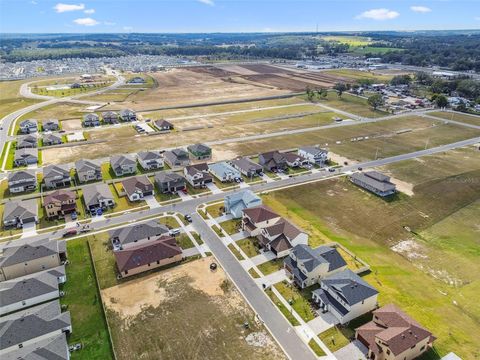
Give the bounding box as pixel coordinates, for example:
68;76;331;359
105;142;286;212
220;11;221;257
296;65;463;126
0;0;479;33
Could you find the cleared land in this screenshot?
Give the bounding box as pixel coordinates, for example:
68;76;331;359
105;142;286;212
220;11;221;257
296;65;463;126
261;146;480;359
0;79;43;120
429;111;480;126
17;102;87;122
102;258;286;360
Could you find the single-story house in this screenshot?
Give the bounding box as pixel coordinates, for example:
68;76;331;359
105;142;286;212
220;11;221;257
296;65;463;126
0;239;66;281
258;151;287;172
43;189;77;219
120;109;136;122
42;133;63;146
209;162;241;182
356;304;436;360
284;244;347;288
187;143;212;160
110;154;137;177
42;119;60;131
138;151;164;171
82;113;100;127
184;163;213;188
14;148;38;167
19;119;38;134
312;269;379;324
114;235;183;278
43;165;71;189
102;111;119;124
16;135;37;149
121;175;154;201
75;159;102;183
154;171;186;193
224;189;262;219
2;199;38;229
298;146;328;165
110;220;170;251
230;157;263;178
350;171;396;197
7;169;37;193
154;119;174;131
82;183;115;212
164;148;190;168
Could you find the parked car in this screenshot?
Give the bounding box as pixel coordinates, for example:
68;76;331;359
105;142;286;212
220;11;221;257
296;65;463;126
184;214;192;223
71;211;77;220
328;168;335;172
63;229;78;237
169;228;181;236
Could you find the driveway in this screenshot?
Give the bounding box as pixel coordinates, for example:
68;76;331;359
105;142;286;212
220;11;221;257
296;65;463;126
251;251;276;265
307;311;338;334
21;222;37;238
144;195;160;209
177;190;193;201
206;182;222;194
230;231;247;241
255;269;287;286
334;340;368;360
215;214;233;223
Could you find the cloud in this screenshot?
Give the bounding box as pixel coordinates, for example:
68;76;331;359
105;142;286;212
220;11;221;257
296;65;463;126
410;6;432;13
73;17;99;26
54;3;85;13
84;8;95;14
475;16;480;21
123;26;133;31
197;0;214;6
31;1;38;5
104;21;116;26
356;8;400;20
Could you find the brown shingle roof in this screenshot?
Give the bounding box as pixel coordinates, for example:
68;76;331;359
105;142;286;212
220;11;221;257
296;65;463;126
243;205;280;223
43;190;76;206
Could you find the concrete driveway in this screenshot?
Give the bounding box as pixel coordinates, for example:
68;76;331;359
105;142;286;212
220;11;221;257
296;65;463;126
307;311;338;334
144;195;160;209
334;339;368;360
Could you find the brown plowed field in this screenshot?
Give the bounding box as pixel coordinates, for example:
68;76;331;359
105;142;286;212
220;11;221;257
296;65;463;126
237;64;293;74
241;74;318;91
186;65;238;77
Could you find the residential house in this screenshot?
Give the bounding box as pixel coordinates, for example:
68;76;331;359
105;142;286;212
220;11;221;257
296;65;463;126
83;183;115;212
184;163;213;188
257;218;309;257
43;189;77;219
14;148;38;167
356;304;436;360
242;205;282;237
42;119;59;131
127;76;145;84
110;154;137;176
284;152;308;168
75;159;102;183
284;244;347;288
19;119;38;134
230;157;263;178
121;175;154;202
120;108;137;122
102;111;119;124
298;146;328;166
2;334;70;360
224;190;262;219
138;151;164;171
109;220;170;251
0;266;66;316
209;162;241;182
0;301;71;356
312;269;379;324
42;133;63;146
16;135;37;149
82;113;100;127
114;236;183;278
0;239;67;281
164;148;190;168
154;171;186;193
350;171;396;197
187;143;212;160
258;151;287;172
7;170;37;193
2;199;38;229
43;165;71;189
154;119;174;131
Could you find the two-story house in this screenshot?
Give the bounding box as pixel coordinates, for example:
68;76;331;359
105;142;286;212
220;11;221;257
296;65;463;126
121;175;154;202
164;148;190;168
102;111;119;124
120;108;137;122
138;151;164;171
42;133;63;146
16;135;37;149
187;143;212;160
75;159;102;183
224;189;262;218
43;165;71;189
284;152;308;168
14;148;38;167
43;189;77;219
7;169;37;193
82;113;100;127
242;205;282;237
257;218;309;257
42;119;59;131
298;146;328;166
230;157;263;178
19;119;38;134
258;151;287;172
110;154;137;177
184;163;213;188
154;171;186;193
209;162;241;182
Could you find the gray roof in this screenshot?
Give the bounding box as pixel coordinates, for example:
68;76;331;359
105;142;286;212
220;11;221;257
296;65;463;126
0;300;71;351
291;244;347;272
43;134;62;144
14;148;38;161
75;159;100;173
3;333;69;360
20;119;37;127
0;239;64;268
82;183;113;207
350;171;396;192
43;164;70;180
109;220;169;246
187;143;211;154
155;171;185;184
8;169;36;183
299;146;327;156
138;151;162;161
209;162;241;178
120;108;135;116
320;269;378;305
84;113;99;121
3;199;38;223
164;148;189;163
230;157;263;172
110;154;136;168
42;119;59;126
17;135;37;147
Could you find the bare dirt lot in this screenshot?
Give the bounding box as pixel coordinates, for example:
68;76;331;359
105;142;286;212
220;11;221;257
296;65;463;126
61;119;82;131
102;257;285;360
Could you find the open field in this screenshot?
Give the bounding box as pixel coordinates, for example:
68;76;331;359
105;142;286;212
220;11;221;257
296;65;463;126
82;88;140;103
261;147;480;359
322;69;393;83
102;257;286;360
30;76;115;97
429;111;480;126
321;35;372;46
0;79;43;120
17;102;86;122
316;91;387;117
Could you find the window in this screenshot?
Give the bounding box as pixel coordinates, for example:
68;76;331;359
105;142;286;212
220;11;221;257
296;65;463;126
411;344;416;349
420;345;425;351
124;270;128;275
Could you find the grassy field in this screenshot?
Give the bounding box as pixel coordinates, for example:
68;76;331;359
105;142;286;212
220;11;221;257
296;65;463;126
261;148;480;359
351;46;402;55
63;238;114;360
18;102;86;122
316;91;387;118
31;76;114;98
429;111;480;126
0;79;43;120
321;35;372;46
219;218;241;235
322;69;393;83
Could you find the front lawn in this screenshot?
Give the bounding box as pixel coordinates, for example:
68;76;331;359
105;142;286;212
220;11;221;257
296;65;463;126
219;218;241;235
317;326;352;352
274;281;318;322
236;237;260;258
257;258;284;275
206;203;224;218
228;243;245;260
265;288;300;326
308;339;326;357
176;233;195;249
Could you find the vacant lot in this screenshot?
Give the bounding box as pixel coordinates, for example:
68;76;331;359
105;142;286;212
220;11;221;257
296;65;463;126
102;258;285;360
0;79;43;120
262;147;480;359
322;69;393;83
317;92;387;118
429;111;480;126
18;102;86;122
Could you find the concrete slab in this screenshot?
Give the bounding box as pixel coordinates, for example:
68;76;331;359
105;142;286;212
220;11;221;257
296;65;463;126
183;247;200;257
206;182;222;194
251;251;276;265
307;312;338;334
215;214;233;223
255;269;287;286
334;340;368;360
230;231;247;241
177;190;193;201
144;195;160;209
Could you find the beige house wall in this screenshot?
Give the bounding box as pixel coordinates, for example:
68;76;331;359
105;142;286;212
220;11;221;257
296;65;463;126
119;254;183;278
0;255;61;281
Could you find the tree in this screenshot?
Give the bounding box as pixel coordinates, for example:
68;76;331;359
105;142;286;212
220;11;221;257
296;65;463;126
435;94;448;108
367;94;385;111
305;86;315;101
390;75;412;86
316;88;327;99
333;83;347;98
415;72;433;86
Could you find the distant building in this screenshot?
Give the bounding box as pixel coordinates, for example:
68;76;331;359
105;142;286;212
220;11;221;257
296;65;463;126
127;76;146;84
187;143;212;160
209;162;241;182
350;171;396;197
224;189;262;218
154;119;174;131
230;157;263;178
298;147;328;166
82;113;100;127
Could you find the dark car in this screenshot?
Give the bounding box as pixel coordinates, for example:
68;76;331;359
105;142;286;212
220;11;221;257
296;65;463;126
184;214;192;223
63;229;77;237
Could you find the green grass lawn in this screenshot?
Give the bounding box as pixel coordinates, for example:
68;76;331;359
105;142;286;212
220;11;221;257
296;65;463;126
429;111;480;126
219;218;241;235
63;239;114;360
308;339;326;357
108;183;145;212
32;81;114;98
206;203;224;218
274;282;317;322
176;233;195;249
5;142;18;170
265;288;300;326
0;78;43;120
257;259;284;276
228;243;245;260
212;224;225;237
236;237;260;258
318;326;352;352
248;268;261;279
